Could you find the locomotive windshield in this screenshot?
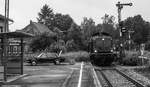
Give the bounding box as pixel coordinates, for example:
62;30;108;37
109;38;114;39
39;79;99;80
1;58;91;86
93;36;112;52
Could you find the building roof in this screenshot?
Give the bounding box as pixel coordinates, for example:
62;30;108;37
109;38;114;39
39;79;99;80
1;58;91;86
0;14;13;22
0;31;34;38
32;22;52;34
20;20;55;36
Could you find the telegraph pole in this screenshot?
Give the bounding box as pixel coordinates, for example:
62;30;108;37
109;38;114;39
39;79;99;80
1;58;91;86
4;0;9;32
4;0;9;81
116;2;132;60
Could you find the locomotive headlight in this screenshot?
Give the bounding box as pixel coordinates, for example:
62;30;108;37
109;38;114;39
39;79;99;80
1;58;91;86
94;50;97;53
111;49;113;52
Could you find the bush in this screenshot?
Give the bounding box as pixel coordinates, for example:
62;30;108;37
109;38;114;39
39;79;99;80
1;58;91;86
143;51;150;58
60;51;90;63
29;32;56;52
122;51;149;66
122;55;139;66
74;52;90;62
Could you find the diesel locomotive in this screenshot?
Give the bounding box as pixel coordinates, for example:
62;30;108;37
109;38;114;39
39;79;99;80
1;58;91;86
89;33;117;66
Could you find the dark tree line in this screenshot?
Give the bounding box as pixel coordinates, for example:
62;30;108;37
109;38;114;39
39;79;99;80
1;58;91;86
37;4;73;31
30;4;150;52
124;15;150;45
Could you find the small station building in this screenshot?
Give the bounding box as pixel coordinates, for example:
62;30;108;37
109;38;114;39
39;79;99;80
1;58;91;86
0;31;33;81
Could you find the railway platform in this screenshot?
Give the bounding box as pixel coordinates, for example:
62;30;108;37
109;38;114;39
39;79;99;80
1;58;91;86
0;62;99;87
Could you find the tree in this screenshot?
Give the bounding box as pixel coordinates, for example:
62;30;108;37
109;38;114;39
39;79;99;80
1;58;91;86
49;39;67;53
124;15;150;45
54;13;73;31
67;23;84;50
37;5;74;32
30;32;56;52
80;17;96;50
37;4;55;30
101;14;116;35
66;40;77;51
101;14;115;25
81;17;96;37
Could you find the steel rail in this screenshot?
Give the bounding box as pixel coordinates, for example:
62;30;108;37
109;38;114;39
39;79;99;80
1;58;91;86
95;66;145;87
61;70;74;87
115;68;145;87
95;69;113;87
89;63;102;87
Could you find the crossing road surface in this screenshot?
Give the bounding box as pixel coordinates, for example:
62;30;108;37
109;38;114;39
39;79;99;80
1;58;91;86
1;62;94;87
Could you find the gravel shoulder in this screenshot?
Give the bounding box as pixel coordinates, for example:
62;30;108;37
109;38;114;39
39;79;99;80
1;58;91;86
117;65;150;86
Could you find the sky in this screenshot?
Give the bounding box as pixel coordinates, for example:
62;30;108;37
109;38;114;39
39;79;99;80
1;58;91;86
0;0;150;31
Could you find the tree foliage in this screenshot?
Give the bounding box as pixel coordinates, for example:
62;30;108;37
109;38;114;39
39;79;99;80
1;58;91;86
101;14;115;25
35;4;150;52
54;13;73;31
67;23;84;50
37;4;73;31
66;40;77;51
37;4;54;30
101;14;116;36
30;32;56;52
124;15;150;45
80;17;97;50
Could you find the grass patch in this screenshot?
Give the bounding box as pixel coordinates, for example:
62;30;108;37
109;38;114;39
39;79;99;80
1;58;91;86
143;51;150;58
122;51;149;66
134;67;150;80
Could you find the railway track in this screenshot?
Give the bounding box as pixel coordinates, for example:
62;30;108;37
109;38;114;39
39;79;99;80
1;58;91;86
95;67;145;87
61;62;83;87
61;70;75;87
63;62;95;87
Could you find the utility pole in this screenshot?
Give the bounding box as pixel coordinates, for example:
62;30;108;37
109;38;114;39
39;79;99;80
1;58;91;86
4;0;9;81
4;0;9;32
116;2;132;60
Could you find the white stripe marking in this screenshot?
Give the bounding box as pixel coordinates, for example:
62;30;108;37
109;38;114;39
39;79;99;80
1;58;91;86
77;62;84;87
89;63;101;87
93;68;102;87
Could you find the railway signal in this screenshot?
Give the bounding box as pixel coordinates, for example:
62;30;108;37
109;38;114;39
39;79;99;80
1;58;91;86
119;21;127;33
121;28;126;33
116;2;132;37
116;1;133;60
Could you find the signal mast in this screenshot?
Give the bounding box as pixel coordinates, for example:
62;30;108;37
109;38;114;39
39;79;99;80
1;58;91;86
116;2;132;59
